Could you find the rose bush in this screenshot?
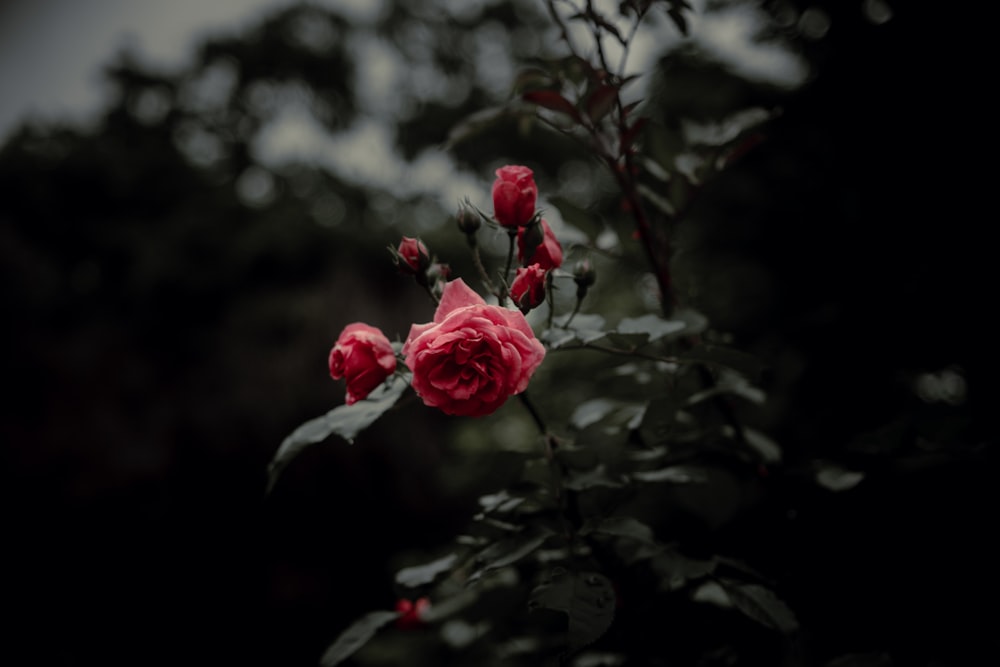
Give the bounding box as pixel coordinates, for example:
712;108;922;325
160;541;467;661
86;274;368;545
402;278;546;417
491;164;538;228
328;323;397;405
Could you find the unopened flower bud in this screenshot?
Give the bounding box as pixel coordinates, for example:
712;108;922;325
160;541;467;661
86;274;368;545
391;236;431;277
573;258;596;299
517;218;563;271
518;220;544;266
492;165;537;228
455;201;481;237
510;264;548;313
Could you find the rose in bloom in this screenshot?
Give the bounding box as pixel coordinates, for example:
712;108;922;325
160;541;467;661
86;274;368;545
395;597;430;630
517;218;563;271
328;323;397;405
491;165;537;228
403;279;546;417
510;264;548;313
393;236;430;275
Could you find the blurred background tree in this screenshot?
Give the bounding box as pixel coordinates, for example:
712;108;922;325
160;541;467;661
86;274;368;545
1;1;993;665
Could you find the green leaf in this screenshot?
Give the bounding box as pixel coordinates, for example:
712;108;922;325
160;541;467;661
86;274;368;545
564;464;626;491
678;344;765;381
445;106;513;149
530;568;615;653
815;461;865;492
631;466;703;483
541;327;577;349
570;398;624;430
585;516;657;545
637;396;679;446
512;67;556;95
267;374;409;492
470;528;554;582
603;332;650;349
651;549;716;591
718;579;799;634
585;85;619;124
395;553;458;588
616;313;687;342
523;90;582;122
319;610;400;667
636;183;676;217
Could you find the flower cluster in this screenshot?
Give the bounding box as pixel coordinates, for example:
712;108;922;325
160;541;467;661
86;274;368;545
327;165;562;417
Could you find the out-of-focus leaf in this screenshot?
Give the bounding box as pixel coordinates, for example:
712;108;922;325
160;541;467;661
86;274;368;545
651;549;716;591
637;396;679;446
718;579;799;634
815;462;865;492
825;652;893;667
617;313;686;342
679;344;765;381
470;528;554;582
681;107;772;147
619;116;648;155
319;610;399;667
444;106;512;149
585;516;657;545
530;568;616;653
740;427;783;463
564;464;626;491
541;327;578;349
667;7;689;35
603;332;650;349
395;553;458;588
523;90;582;122
631;466;702;483
570;398;623;430
585;85;619;124
267;374;409;492
512;67;557;94
636;183;676;217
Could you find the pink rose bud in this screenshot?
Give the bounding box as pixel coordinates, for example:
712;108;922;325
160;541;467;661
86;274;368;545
328;323;397;405
491;165;538;228
403;279;546;417
517;218;563;271
393;236;431;276
510;264;548;313
395;597;430;630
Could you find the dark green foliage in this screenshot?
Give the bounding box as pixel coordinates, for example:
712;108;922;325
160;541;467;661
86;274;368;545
4;1;994;666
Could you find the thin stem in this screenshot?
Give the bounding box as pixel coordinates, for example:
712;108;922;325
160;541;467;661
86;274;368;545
562;296;583;329
468;238;497;296
546;272;556;330
518;392;565;507
500;229;517;306
585;0;613;75
618;13;642;75
546;0;584;61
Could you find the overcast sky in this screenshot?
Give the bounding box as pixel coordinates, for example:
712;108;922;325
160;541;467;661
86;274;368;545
0;0;387;142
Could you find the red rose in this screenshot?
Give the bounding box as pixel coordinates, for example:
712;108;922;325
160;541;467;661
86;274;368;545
394;236;430;275
395;597;430;630
328;323;397;405
402;279;546;417
491;165;537;228
517;218;563;271
510;264;548;313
